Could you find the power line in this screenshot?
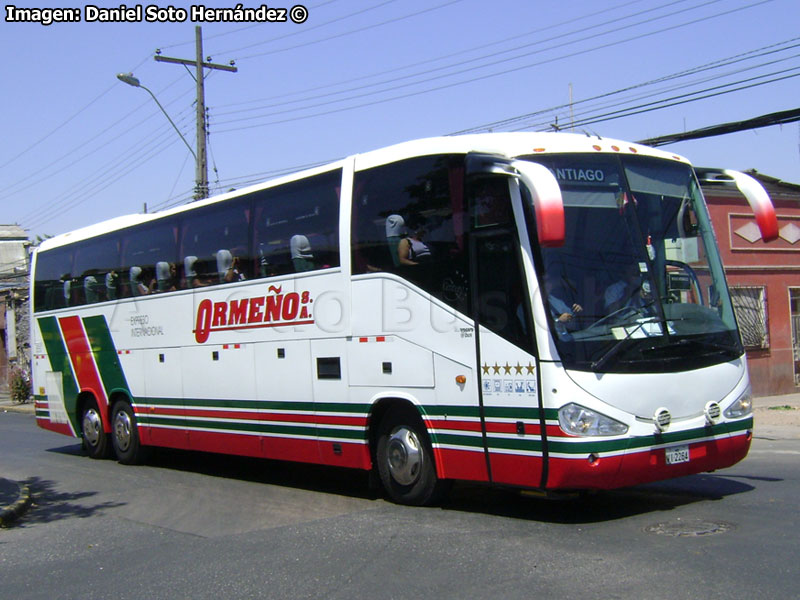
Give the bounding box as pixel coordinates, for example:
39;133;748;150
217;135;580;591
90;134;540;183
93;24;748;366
512;51;800;132
555;69;800;132
0;54;153;173
155;0;346;51
638;107;800;146
213;0;719;123
452;36;800;134
212;0;776;133
2;76;194;203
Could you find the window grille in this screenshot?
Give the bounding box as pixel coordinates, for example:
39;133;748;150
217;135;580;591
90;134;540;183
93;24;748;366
730;286;768;349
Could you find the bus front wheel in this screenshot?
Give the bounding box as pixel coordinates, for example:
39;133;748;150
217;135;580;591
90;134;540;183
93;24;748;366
81;398;110;459
376;406;448;506
111;400;148;465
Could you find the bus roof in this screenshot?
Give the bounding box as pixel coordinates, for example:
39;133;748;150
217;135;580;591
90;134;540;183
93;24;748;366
36;132;688;253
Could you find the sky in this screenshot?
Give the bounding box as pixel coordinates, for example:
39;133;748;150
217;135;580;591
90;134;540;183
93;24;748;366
2;0;799;240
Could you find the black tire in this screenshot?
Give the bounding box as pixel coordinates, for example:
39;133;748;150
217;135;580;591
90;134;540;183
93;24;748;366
111;400;148;465
376;406;449;506
81;397;111;459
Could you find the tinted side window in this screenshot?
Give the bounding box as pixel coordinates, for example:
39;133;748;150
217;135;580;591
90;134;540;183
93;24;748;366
73;235;120;304
352;155;469;313
252;169;341;278
120;221;178;298
34;247;73;312
470;176;535;354
181;199;251;288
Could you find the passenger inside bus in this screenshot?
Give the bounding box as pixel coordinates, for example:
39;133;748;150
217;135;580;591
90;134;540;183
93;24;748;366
130;266;149;296
217;249;246;282
84;276;99;303
545;274;583;340
105;271;119;300
385;214;405;266
183;256;208;288
397;221;431;266
290;235;315;272
153;261;177;292
604;262;651;313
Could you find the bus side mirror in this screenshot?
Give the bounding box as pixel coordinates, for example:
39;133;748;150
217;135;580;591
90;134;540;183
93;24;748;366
723;169;779;242
512;160;565;247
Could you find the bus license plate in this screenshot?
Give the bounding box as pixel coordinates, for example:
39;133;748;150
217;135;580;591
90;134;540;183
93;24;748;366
665;445;690;465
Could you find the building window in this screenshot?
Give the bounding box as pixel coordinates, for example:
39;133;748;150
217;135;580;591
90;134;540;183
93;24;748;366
790;288;800;386
730;286;769;349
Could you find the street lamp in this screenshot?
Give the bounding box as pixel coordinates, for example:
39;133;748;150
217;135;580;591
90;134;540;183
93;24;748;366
116;72;204;198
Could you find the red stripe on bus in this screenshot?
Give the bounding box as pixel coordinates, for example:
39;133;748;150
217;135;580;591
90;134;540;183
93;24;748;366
545;434;751;490
143;406;367;428
434;447;489;482
36;418;74;437
58;316;109;423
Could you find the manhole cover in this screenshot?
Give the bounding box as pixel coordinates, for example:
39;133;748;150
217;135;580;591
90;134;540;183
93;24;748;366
644;518;733;537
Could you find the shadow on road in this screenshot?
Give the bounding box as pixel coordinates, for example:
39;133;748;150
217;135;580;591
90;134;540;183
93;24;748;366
41;441;762;524
146;447;380;501
442;472;758;524
15;476;126;527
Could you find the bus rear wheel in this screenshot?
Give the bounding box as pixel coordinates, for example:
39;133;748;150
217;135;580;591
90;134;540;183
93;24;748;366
111;400;148;465
81;398;110;459
376;406;448;506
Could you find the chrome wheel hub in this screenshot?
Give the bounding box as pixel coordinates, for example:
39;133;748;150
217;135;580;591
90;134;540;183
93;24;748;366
114;409;132;452
82;408;103;447
386;426;422;486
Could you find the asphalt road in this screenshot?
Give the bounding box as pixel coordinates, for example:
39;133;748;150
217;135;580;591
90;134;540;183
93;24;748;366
1;411;798;600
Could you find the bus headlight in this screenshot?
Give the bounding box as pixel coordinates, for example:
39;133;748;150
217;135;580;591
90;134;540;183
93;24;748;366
558;403;628;436
724;386;753;419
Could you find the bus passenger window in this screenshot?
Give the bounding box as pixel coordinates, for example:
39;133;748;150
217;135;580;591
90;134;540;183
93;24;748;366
252;169;341;278
351;155;469;313
180;198;251;286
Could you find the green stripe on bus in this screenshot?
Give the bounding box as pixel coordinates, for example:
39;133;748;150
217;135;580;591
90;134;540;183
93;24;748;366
37;316;80;432
142;397;373;414
547;420;751;455
82;315;132;398
428;432;485;448
422;405;481;418
139;416;363;440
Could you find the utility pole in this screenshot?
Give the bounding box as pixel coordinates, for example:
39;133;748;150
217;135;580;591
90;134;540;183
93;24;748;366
154;26;237;200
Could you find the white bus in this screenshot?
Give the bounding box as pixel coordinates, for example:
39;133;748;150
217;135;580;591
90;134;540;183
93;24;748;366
30;132;777;505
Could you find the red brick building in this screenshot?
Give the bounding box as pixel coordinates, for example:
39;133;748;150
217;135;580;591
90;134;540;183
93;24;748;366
701;170;800;397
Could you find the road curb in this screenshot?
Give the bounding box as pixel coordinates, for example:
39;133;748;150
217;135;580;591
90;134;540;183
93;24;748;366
0;480;33;527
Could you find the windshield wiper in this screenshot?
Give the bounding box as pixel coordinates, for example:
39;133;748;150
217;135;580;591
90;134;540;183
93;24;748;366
589;314;664;372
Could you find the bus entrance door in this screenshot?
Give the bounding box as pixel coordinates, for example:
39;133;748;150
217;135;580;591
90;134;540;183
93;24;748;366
472;228;544;489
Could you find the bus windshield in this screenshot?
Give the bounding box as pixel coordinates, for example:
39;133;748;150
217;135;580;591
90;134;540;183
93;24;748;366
522;153;742;373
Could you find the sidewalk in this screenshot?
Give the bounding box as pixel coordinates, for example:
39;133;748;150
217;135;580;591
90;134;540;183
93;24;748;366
0;393;35;415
